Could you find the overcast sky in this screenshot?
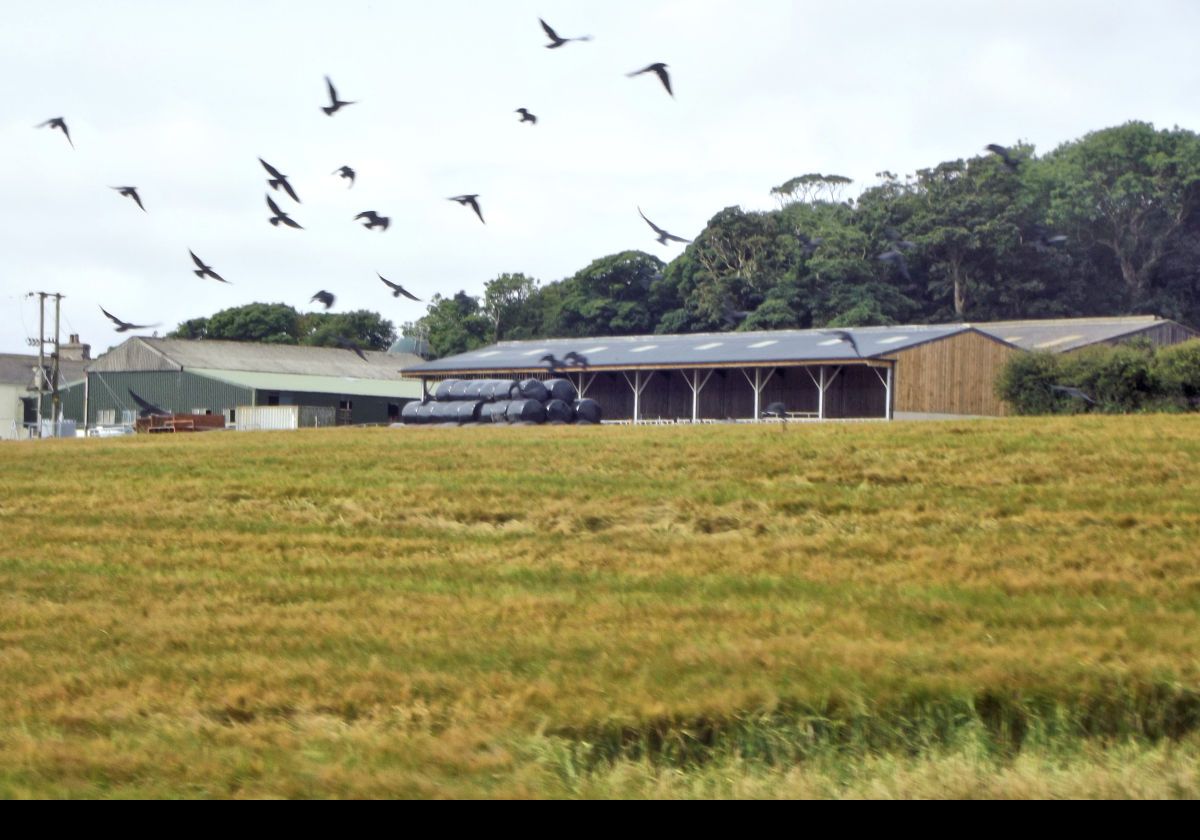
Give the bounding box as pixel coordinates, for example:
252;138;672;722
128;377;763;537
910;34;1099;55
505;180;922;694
3;0;1199;356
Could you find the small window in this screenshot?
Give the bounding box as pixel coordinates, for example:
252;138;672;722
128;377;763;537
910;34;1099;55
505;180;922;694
267;395;280;407
97;409;116;425
339;400;353;411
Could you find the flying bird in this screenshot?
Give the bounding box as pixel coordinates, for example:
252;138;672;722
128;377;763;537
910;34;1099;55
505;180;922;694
638;207;692;246
796;231;823;258
334;336;369;362
1051;385;1096;405
378;274;421;301
448;195;485;224
515;108;538;125
1029;224;1069;251
540;352;588;373
355;210;390;231
985;144;1020;172
627;63;673;97
884;227;917;250
258;158;300;203
111;186;146;212
267;195;303;229
37;117;73;148
878;249;912;281
189;250;229;283
539;17;592;48
333;165;356;187
321;76;356;116
128;389;169;417
821;329;862;358
310;291;335;310
100;306;158;333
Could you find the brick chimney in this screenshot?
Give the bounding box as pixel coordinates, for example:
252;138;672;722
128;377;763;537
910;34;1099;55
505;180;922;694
59;333;91;361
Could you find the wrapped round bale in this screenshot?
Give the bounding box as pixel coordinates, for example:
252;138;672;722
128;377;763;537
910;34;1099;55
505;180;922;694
544;399;574;424
430;401;464;423
464;380;489;399
506;399;547;424
484;379;520;401
401;401;425;425
480;400;511;423
448;380;473;400
518;378;550;403
573;398;602;424
544;378;578;403
434;380;461;401
453;401;483;423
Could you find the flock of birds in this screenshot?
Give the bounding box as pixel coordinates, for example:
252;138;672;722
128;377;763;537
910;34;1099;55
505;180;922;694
35;17;694;365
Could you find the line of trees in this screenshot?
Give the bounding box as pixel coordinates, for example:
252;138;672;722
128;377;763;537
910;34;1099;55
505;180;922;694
170;304;397;350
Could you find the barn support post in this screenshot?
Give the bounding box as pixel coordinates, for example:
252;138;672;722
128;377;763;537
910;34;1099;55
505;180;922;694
574;371;596;400
806;366;842;420
621;370;654;423
738;367;776;421
686;369;715;423
868;364;895;420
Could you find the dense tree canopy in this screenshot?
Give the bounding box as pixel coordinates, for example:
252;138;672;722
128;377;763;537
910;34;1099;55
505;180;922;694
168;303;396;350
177;122;1200;360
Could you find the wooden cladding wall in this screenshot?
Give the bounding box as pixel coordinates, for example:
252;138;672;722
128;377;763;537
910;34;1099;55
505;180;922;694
891;331;1019;416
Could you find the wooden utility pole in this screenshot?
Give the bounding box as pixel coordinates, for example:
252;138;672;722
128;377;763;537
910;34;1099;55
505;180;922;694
36;293;45;437
51;293;62;424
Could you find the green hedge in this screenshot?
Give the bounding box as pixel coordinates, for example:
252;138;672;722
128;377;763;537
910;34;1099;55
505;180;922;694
996;339;1200;414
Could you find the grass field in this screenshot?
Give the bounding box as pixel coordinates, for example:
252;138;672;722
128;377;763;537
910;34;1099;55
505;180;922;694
1;416;1199;798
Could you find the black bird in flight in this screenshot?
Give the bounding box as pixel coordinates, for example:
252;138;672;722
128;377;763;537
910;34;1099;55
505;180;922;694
638;207;691;246
1051;385;1096;405
821;329;862;358
128;388;169;417
100;306;158;333
796;231;823;258
37;117;73;148
378;273;421;301
259;158;300;203
540;352;589;373
355;210;390;231
539;18;592;48
310;291;335;310
322;76;356;116
189;250;230;283
515;108;538;125
884;227;917;250
267;195;303;229
1029;224;1069;251
111;186;146;212
334;336;369;361
448;195;485;224
985;144;1020;172
878;249;912;281
627;63;673;97
333;165;356;187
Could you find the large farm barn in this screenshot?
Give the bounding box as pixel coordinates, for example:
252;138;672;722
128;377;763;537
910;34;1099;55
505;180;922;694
405;316;1196;422
51;337;425;429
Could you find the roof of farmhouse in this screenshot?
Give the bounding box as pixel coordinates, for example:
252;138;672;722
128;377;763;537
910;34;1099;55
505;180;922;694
969;316;1195;352
88;337;424;380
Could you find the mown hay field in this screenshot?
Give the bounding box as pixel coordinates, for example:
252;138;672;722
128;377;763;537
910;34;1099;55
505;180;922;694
1;416;1199;798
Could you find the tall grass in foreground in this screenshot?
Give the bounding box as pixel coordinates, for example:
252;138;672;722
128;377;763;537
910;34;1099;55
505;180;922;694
0;416;1198;797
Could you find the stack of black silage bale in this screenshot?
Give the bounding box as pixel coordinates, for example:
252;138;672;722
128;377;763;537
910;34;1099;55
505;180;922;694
401;378;603;426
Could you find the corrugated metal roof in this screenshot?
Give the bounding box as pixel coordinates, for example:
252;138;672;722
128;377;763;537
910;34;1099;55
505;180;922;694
0;353;88;388
88;337;424;380
191;368;423;399
404;324;986;374
970;316;1194;352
